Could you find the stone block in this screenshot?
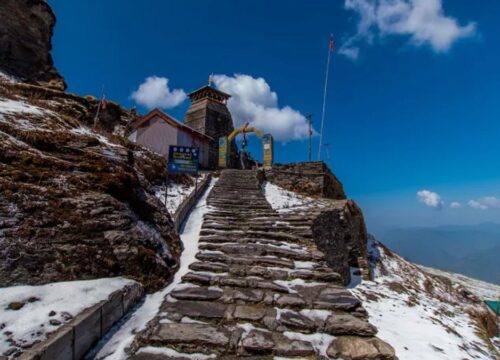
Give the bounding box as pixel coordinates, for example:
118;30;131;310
323;314;377;336
102;290;124;333
123;283;144;311
19;324;74;360
73;303;102;360
150;323;230;348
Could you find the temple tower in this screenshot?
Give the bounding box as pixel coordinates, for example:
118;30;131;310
184;84;235;168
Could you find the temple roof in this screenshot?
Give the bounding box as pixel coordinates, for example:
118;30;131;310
187;85;231;104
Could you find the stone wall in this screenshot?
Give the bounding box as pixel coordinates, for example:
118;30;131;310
310;200;369;285
173;174;211;232
266;162;346;200
18;282;143;360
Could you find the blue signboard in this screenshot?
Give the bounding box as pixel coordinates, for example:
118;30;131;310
167;146;199;174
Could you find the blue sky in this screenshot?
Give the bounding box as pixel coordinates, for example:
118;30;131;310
48;0;500;235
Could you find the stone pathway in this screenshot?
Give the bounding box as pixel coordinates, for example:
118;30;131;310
129;170;395;359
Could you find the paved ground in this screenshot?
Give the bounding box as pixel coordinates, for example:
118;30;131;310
129;170;395;359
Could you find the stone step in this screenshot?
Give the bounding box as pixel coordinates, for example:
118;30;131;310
194;252;295;268
198;243;319;262
159;298;376;339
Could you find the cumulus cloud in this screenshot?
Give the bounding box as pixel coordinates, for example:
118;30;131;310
449;201;461;209
213;74;311;142
131;76;186;110
417;189;443;209
468;197;500;210
340;0;476;59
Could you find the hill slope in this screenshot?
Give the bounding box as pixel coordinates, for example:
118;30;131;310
352;238;500;359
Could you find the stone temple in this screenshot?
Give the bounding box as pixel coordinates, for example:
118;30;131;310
184;84;235;169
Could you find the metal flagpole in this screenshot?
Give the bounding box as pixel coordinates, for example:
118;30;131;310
318;34;334;161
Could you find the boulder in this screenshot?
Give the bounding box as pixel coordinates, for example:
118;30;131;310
326;336;396;360
323;314;377;336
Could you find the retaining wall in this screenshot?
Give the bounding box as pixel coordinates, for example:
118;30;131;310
173;174;211;232
265;161;346;199
17;282;143;360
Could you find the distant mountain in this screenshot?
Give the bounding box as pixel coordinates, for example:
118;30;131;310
380;223;500;284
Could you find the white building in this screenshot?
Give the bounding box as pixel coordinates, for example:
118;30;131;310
128;108;212;168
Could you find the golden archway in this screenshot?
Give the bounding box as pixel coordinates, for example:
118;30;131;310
219;125;273;169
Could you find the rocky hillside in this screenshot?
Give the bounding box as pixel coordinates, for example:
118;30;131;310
353;237;500;359
0;77;182;291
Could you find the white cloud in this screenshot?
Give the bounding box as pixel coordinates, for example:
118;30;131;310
338;45;361;60
130;76;186;110
417;189;443;209
340;0;476;59
213;74;311;142
468;197;500;210
449;201;461;209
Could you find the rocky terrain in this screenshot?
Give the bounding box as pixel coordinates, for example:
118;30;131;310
353;237;500;359
0;0;66;90
0;79;183;291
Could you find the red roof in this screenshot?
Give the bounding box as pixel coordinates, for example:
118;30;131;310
131;108;213;141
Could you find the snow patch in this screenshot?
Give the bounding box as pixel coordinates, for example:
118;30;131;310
154;174;208;215
0;278;136;355
283;331;335;357
263;182;311;212
136;346;216;359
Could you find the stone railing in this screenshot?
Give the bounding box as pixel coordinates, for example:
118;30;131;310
18;282;143;360
173;174;212;232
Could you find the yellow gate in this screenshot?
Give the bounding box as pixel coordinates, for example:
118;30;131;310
218;126;274;169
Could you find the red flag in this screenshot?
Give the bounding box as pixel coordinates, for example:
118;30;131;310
101;94;107;110
329;34;335;52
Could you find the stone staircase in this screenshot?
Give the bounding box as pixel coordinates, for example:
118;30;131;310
130;169;395;359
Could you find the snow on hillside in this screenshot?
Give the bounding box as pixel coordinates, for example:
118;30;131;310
0;278;137;357
352;239;500;360
154;174;207;215
419;265;500;301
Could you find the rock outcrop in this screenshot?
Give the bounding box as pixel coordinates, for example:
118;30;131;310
0;0;66;90
0;84;180;292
